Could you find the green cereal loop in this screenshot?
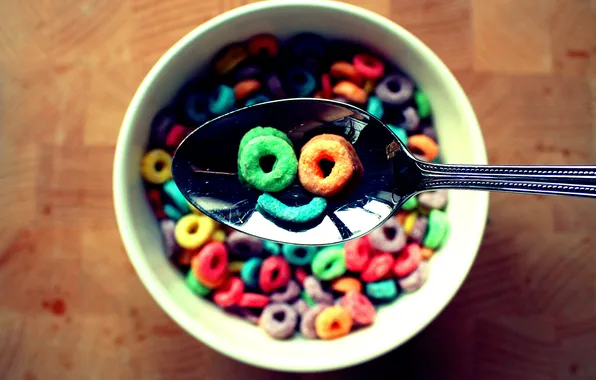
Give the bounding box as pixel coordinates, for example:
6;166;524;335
238;135;298;192
311;246;346;280
238;127;292;185
238;126;293;155
257;193;327;224
185;270;211;296
414;90;431;119
401;196;418;211
423;209;449;249
365;280;399;301
263;240;281;255
301;290;316;307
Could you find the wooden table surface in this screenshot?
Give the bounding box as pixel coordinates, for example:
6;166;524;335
1;0;595;379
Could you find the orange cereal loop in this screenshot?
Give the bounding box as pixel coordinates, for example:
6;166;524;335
234;79;261;101
333;81;367;104
408;134;439;162
302;134;363;177
248;34;279;57
214;43;248;75
331;277;362;293
298;137;357;197
421;248;434;260
314;306;353;340
330;61;363;86
395;211;408;225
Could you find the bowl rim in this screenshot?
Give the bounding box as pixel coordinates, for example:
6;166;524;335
113;0;489;372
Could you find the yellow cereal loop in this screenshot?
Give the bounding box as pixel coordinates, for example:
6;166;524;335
140;149;172;184
363;79;376;94
214;44;249;75
404;212;418;235
211;229;226;242
228;261;245;274
174;214;216;250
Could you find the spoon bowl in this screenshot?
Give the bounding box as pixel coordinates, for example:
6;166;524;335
172;98;411;246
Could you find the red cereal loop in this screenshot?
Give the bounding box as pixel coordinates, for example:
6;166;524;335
165;124;188;150
239;293;269;308
353;54;385;80
247;34;278;57
214;277;244;307
177;249;197;266
340;291;375;325
192;241;228;286
294;267;308;285
344;236;372;272
330;61;363;85
361;253;394;282
321;73;332;99
393;243;422;278
147;189;166;219
259;256;291;293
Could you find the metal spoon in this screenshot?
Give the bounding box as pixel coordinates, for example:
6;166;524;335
172;98;596;246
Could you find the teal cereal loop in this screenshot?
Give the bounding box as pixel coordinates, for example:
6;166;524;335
164;179;190;214
164;204;183;221
186;270;211;296
301;289;316;307
414;90;431;119
263;240;281;255
367;95;384;119
365;280;399;301
401;196;418;211
241;257;263;289
237;135;298;192
208;84;235;115
282;244;318;266
387;124;408;145
311;246;346;280
257;193;327;224
423;209;449;249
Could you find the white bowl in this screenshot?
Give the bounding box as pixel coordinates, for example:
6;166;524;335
113;0;489;373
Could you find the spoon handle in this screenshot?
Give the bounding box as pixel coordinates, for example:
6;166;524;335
417;162;596;198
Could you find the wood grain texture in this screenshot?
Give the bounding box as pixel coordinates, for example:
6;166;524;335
1;0;595;379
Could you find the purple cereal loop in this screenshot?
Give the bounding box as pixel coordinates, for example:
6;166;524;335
409;216;429;244
149;109;176;148
265;73;285;99
260;303;298;339
233;63;263;82
398;261;429;293
160;219;178;258
291;299;309;315
304;276;334;305
418;190;448;210
375;73;414;106
300;304;326;339
401;107;420;132
226;231;263;258
422;125;437;141
270;280;301;303
223;305;260;325
368;218;406;253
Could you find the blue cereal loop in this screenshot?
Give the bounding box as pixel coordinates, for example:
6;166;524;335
365;280;399;302
184;92;210;125
263;240;281;255
241;257;263;289
285;67;316;97
245;94;270;106
387;124;408;145
163;204;183;221
208;85;235;115
367;96;384;119
282;245;318;267
164;179;190;214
